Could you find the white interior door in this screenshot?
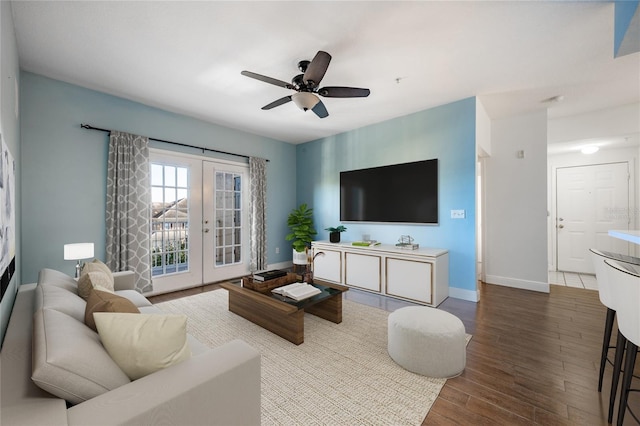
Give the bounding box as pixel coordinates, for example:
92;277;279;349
202;161;250;283
556;162;629;273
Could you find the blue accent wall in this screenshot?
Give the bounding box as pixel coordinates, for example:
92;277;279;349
20;72;297;283
296;98;477;292
615;0;640;56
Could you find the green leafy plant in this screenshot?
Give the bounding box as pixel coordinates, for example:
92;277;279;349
286;203;317;253
325;225;347;233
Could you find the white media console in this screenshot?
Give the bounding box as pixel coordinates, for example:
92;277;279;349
311;241;449;307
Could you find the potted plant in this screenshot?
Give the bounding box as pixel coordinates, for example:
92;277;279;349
285;203;317;265
325;225;347;243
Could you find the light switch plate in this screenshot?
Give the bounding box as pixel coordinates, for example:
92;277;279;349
451;209;465;219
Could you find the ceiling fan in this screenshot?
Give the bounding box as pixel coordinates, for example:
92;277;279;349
241;51;370;119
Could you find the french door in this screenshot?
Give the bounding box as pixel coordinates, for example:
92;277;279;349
149;151;249;294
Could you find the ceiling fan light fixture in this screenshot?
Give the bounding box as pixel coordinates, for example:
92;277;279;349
581;146;599;154
292;92;319;111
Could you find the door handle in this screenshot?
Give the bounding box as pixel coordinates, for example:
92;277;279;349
558;218;564;221
558;224;564;229
204;228;210;233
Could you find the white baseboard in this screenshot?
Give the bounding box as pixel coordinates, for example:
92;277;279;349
269;261;293;271
448;286;480;303
485;274;549;293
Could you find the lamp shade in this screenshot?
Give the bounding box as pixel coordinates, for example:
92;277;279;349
64;243;95;261
292;92;319;111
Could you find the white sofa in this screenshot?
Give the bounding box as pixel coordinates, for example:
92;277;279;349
1;268;261;425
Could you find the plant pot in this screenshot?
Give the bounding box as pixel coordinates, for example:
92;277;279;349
292;249;308;265
329;232;341;243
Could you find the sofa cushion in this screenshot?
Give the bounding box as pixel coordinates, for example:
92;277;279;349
32;308;131;405
115;289;153;308
94;313;192;380
34;284;86;322
38;268;78;293
77;271;114;299
84;289;140;332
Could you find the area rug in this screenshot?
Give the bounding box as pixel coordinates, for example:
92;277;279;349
157;289;459;425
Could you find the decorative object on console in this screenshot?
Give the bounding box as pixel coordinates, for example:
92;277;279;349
63;243;95;278
396;235;419;250
352;240;380;247
325;225;347;243
286;203;317;265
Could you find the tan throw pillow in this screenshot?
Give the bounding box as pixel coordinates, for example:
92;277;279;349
77;271;114;299
94;313;191;380
84;289;140;332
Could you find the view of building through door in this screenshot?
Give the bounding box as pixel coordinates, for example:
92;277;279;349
556;162;630;274
149;151;249;294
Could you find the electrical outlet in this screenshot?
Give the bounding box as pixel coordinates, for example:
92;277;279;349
451;209;465;219
275;247;280;254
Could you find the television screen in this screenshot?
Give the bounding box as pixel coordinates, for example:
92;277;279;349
340;159;438;224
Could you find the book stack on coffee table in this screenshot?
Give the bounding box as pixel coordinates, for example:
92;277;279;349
252;270;288;281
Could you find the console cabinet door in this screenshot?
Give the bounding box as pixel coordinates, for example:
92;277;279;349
313;248;342;283
345;253;381;292
385;257;432;304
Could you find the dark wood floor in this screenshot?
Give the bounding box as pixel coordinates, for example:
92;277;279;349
426;283;640;425
149;281;639;425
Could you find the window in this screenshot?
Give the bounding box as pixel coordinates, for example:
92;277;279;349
215;171;242;266
151;163;189;276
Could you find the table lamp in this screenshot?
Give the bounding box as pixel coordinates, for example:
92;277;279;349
64;243;95;278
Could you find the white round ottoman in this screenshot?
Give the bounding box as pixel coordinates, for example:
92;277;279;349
388;306;466;378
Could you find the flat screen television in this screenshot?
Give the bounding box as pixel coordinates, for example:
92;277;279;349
340;159;438;224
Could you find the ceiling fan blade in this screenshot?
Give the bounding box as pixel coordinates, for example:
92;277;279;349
311;100;329;118
262;95;292;110
318;86;370;98
241;71;293;89
303;51;331;87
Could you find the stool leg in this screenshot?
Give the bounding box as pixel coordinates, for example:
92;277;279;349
599;308;616;392
617;340;638;426
610;332;627;424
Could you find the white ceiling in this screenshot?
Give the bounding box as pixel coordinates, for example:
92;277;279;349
10;1;640;144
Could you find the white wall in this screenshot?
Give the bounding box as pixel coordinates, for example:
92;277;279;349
548;103;640;143
484;110;549;292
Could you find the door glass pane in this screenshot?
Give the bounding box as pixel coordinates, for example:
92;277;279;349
215;171;243;267
151;163;189;277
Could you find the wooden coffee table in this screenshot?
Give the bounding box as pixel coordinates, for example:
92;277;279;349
219;279;348;345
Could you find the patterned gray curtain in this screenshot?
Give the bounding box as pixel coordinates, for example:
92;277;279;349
105;131;152;293
249;157;267;271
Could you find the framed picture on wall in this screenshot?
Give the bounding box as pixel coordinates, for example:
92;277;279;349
0;129;16;302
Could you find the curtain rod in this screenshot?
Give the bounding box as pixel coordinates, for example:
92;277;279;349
80;124;268;162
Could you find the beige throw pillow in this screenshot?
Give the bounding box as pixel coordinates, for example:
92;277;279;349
94;313;191;380
84;289;140;332
85;258;112;276
77;271;114;299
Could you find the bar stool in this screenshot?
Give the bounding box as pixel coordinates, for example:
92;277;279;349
591;249;640;422
605;259;640;425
